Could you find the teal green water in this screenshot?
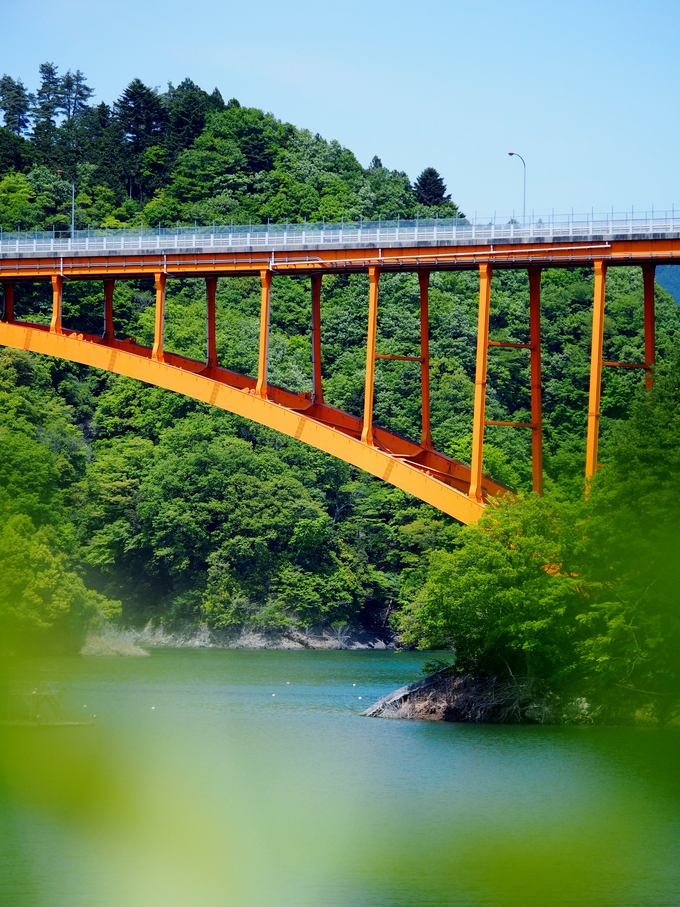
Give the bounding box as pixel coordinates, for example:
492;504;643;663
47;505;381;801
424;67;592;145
1;649;679;907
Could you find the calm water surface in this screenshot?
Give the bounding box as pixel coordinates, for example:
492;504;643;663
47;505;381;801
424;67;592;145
0;649;678;907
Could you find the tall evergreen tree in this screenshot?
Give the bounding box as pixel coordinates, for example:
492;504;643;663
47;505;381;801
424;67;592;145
164;78;223;159
31;62;63;162
115;79;167;157
0;127;31;172
59;70;94;123
32;62;61;129
114;79;167;199
0;76;32;135
78;103;128;198
414;166;451;206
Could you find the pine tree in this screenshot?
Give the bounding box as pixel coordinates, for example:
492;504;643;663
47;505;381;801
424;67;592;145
33;62;61;130
0;128;31;172
0;75;32;135
59;70;94;123
115;79;167;157
164;78;219;159
414;167;451;206
78;103;128;198
31;62;62;162
114;79;167;200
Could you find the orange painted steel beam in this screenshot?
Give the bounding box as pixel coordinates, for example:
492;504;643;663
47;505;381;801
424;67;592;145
602;360;645;369
419;270;433;450
311;273;324;403
529;266;544;495
643;263;656;390
7;237;680;281
0;319;495;524
586;260;607;480
103;278;115;340
50;275;63;334
488;340;532;349
255;269;272;398
375;353;424;362
206;276;218;368
1;281;14;321
482;268;543;493
469;263;492;503
152;272;166;362
485;420;533;428
361;266;381;445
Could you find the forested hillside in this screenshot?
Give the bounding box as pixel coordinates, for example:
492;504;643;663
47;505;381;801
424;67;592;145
1;64;678;670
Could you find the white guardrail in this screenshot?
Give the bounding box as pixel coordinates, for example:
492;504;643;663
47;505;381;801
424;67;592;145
1;212;680;257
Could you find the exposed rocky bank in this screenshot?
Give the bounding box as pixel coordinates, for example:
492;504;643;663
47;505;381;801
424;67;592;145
362;670;570;724
81;623;395;656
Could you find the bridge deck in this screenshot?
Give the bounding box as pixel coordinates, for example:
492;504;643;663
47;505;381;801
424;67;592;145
2;213;680;264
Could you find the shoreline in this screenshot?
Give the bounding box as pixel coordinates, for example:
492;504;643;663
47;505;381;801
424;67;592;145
80;624;396;656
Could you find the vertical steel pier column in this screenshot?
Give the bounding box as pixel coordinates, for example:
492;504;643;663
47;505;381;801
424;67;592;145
255;269;272;398
528;267;544;495
1;282;14;322
206;276;218;367
311;273;324;403
361;266;381;444
643;263;656;390
103;279;115;340
585;260;607;480
50;275;64;334
419;270;433;450
152;272;166;362
469;263;492;502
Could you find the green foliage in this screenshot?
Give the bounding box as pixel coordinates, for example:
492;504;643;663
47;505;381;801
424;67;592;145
0;64;467;228
0;349;119;651
0;513;118;653
0;75;32;135
420;658;455;676
78;405;413;629
396;353;680;723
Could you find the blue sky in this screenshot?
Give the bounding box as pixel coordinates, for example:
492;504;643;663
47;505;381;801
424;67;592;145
3;0;679;218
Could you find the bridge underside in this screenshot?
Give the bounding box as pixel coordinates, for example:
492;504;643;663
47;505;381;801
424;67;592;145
0;320;499;524
0;235;667;523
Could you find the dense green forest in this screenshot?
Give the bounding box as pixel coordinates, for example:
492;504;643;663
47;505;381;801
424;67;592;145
0;64;678;721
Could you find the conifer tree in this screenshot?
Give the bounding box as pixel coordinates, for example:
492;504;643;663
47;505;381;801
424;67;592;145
59;70;94;123
32;63;61;130
414;166;451;206
115;79;167;157
164;78;222;159
31;62;62;161
0;75;32;135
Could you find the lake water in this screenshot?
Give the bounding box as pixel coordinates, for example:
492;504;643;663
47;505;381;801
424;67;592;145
1;649;678;907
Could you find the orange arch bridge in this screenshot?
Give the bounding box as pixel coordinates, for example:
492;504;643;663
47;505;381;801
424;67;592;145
0;216;672;524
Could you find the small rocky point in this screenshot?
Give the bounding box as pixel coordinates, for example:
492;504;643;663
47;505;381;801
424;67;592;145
363;670;562;723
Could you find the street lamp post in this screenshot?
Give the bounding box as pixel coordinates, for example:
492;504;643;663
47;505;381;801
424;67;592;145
56;170;75;237
508;152;526;225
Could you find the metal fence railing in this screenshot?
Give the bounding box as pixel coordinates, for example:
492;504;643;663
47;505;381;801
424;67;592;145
2;212;680;257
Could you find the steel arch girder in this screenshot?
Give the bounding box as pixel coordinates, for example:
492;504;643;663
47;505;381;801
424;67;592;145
0;322;487;525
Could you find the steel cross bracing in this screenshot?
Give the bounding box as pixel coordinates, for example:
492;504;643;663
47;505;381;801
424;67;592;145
0;226;670;524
